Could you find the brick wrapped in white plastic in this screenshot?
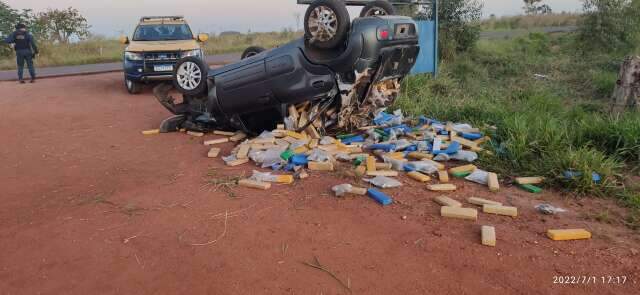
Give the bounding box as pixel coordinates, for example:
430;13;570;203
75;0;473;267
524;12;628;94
451;150;478;162
431;123;445;132
320;136;336;145
335;153;353;161
434;153;451;161
257;130;275;139
332;184;353;197
289;140;308;150
416;141;429;151
432;137;442;152
388;129;399;141
452;123;474;133
364;176;403;188
535;204;567;215
383;156;407;171
405;161;439;174
222;155;238;164
284;117;296;130
421;131;436;141
308;149;331;162
465;169;489;185
366;129;380;143
250;147;286;168
251;170;279;182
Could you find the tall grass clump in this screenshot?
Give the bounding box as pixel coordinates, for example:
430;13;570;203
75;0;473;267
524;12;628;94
575;114;640;167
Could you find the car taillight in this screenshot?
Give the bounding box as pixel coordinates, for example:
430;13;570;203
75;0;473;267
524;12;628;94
377;26;391;40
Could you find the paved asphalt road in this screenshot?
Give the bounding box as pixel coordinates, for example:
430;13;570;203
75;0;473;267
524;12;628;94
0;53;241;81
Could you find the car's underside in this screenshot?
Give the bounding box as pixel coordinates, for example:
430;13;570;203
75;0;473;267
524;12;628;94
153;3;420;136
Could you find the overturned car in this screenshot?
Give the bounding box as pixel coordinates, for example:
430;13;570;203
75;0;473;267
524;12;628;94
154;0;420;135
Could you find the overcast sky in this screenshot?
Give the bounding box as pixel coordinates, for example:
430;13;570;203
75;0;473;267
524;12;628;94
5;0;583;36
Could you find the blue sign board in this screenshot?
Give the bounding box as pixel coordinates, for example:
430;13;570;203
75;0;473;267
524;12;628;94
411;1;438;76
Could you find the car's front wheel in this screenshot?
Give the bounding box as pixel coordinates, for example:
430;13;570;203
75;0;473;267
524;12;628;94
304;0;350;50
360;0;396;17
125;77;143;94
173;57;208;96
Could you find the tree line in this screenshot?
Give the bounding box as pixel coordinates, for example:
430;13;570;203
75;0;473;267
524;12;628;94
1;1;90;57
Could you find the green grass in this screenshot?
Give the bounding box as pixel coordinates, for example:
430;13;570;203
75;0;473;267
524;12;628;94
0;31;301;70
394;33;640;211
0;37;124;70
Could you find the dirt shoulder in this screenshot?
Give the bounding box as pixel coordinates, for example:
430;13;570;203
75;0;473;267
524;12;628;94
0;73;637;294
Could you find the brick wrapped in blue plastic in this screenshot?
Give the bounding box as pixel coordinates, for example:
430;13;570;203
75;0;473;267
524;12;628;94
365;143;396;152
367;189;393;206
341;135;365;145
462;132;483;140
433;141;461;155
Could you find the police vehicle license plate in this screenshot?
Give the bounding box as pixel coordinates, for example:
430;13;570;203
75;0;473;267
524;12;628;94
154;65;173;72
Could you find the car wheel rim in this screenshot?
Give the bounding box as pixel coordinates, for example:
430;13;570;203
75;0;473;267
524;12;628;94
365;7;388;16
126;79;132;89
308;6;338;42
176;61;202;91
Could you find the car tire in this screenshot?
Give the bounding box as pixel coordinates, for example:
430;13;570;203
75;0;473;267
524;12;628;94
360;0;396;17
125;77;143;94
241;46;266;59
173;56;208;96
304;0;350;50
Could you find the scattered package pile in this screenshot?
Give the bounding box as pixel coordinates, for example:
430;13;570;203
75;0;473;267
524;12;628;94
143;105;592;245
199;108;500;199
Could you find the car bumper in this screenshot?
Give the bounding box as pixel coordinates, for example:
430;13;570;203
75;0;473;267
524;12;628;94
124;59;177;82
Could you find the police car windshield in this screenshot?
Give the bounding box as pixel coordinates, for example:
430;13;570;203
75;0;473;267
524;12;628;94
133;24;193;41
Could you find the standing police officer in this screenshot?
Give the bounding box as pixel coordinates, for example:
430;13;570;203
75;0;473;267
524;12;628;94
3;23;39;83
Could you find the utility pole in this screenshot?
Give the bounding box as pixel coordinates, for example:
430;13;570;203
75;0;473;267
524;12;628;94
293;12;301;32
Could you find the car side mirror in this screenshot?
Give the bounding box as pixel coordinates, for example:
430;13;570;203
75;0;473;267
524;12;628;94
119;35;129;45
197;33;209;42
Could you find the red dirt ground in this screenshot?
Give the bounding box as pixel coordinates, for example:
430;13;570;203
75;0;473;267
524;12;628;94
0;73;638;295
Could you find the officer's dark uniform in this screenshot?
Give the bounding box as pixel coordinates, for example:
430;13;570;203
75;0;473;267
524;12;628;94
4;24;39;83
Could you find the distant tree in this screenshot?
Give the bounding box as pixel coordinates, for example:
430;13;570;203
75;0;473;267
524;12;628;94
0;1;18;37
0;1;35;56
523;0;553;15
35;7;90;43
219;31;241;37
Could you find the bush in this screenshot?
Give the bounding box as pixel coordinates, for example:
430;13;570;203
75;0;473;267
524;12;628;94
577;0;640;53
438;0;483;58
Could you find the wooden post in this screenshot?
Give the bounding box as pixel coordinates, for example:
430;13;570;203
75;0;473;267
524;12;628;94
611;56;640;113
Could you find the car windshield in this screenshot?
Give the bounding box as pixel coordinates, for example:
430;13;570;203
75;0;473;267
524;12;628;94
133;24;193;41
